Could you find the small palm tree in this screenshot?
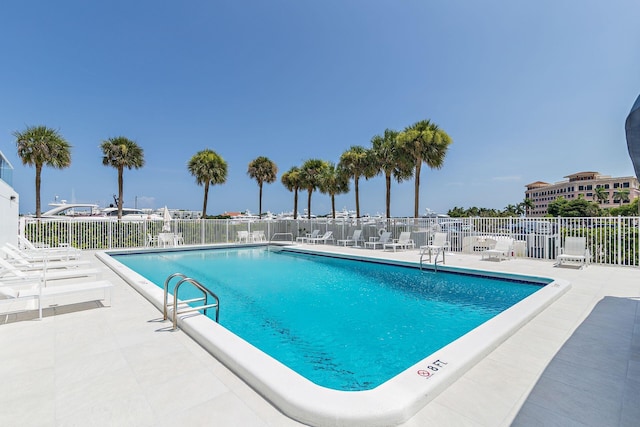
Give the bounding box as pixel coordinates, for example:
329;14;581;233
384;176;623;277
520;198;534;217
319;162;349;219
247;156;278;217
100;137;144;220
593;186;608;205
299;159;329;219
14;125;72;218
187;149;228;218
338;146;374;218
613;188;630;207
398;120;452;218
281;166;302;219
370;129;413;218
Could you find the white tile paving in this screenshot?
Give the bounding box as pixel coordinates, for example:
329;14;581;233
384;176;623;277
0;246;638;426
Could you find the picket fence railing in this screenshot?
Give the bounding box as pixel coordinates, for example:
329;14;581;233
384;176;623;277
20;216;640;267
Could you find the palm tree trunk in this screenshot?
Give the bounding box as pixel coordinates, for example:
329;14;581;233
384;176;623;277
355;176;360;218
385;173;391;219
293;188;298;219
414;161;422;218
307;188;312;219
118;167;124;220
35;164;42;218
202;183;209;218
331;195;336;219
258;183;263;216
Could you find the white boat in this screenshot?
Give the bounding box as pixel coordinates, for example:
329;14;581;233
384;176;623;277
41;202;102;218
101;207;163;221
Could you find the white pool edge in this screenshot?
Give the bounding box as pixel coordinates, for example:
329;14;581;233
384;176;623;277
96;247;571;427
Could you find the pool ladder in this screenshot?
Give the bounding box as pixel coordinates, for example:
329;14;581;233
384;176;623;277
163;273;220;330
419;248;445;272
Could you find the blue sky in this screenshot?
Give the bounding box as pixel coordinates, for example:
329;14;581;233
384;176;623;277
1;1;639;216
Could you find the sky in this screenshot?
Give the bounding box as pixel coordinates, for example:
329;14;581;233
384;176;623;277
1;0;639;217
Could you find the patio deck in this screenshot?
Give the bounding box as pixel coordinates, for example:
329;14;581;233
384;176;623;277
1;246;638;426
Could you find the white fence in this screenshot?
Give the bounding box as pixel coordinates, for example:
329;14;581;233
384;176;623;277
20;216;640;267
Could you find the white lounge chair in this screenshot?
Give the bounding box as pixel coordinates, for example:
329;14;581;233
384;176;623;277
364;232;392;249
0;247;89;271
307;231;334;245
384;232;415;252
6;243;80;262
0;279;113;319
337;230;364;247
420;232;450;262
17;235;81;256
482;238;513;261
557;236;590;268
296;229;320;243
0;257;100;283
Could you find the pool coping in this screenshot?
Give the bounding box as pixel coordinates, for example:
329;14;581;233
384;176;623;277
96;245;571;427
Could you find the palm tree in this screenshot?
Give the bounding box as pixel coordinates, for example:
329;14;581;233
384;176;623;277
299;159;329;219
319;162;349;219
338;146;374;218
281;166;302;219
187;149;228;218
14;125;72;218
370;129;413;218
520;198;534;217
398;120;452;218
100;137;145;220
593;186;608;205
247;156;278;217
613;188;630;207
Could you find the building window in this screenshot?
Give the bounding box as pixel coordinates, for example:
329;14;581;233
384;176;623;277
578;185;584;191
623;182;630;188
605;184;609;189
586;185;592;190
614;183;620;188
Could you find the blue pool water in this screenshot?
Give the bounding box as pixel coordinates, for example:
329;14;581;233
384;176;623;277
113;247;546;391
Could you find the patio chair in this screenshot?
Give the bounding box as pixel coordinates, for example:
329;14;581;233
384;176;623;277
364;231;392;249
146;233;159;247
158;233;175;248
420;232;450;262
296;229;320;243
384;232;415;252
557;236;590;268
251;230;267;243
0;279;113;320
236;230;250;243
336;230;364;247
307;231;334;245
482;238;513;261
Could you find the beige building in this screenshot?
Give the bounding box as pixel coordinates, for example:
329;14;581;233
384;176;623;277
525;171;640;216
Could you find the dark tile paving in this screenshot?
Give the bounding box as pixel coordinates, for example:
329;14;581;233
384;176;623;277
512;296;640;427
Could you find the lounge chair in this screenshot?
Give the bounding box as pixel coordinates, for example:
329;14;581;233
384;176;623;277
0;246;89;271
337;230;364;247
6;242;80;262
0;279;113;319
557;236;590;268
0;257;100;283
420;232;450;262
17;235;81;256
296;229;320;243
384;232;415;252
482;238;513;261
364;232;392;249
307;231;334;245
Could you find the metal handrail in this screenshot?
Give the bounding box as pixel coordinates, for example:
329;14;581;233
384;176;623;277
269;232;293;244
163;273;220;330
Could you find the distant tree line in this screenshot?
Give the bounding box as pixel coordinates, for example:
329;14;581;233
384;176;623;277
448;195;639;218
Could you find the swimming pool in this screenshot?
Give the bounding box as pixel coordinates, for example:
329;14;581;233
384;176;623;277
99;245;570;426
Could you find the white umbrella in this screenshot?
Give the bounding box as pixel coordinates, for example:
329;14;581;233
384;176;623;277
162;206;172;231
